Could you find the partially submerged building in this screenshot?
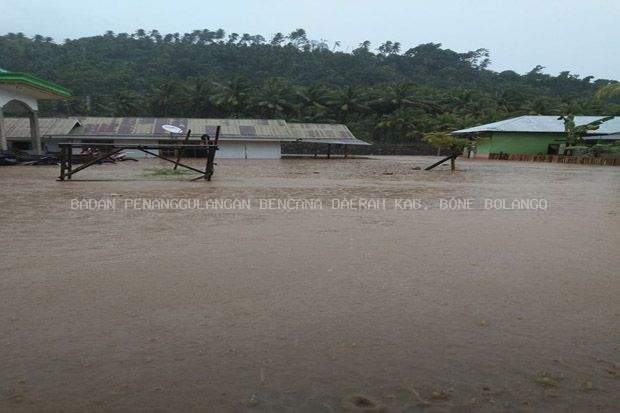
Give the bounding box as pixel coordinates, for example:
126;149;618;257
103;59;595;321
453;115;619;158
0;69;72;154
0;70;369;159
1;118;80;151
2;116;369;158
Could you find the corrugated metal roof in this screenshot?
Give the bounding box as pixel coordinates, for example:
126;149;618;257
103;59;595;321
3;117;80;139
45;117;370;145
71;117;291;140
453;115;620;135
583;133;620;141
286;123;370;145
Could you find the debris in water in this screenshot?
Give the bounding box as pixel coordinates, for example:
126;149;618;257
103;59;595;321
247;393;259;407
342;394;383;411
467;397;479;406
144;167;192;177
534;372;557;388
429;390;449;400
0;150;58;166
7;393;24;403
408;386;430;407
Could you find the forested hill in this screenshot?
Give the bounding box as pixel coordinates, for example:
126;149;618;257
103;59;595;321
1;29;618;144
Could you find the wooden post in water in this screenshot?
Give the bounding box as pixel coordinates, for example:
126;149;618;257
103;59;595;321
67;145;73;179
58;146;67;181
203;126;220;181
0;107;6;151
29;110;42;155
425;152;459;171
174;129;191;170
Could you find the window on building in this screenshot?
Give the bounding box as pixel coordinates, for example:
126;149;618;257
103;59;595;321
11;141;32;151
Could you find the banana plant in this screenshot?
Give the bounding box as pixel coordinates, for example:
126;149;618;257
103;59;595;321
557;114;614;147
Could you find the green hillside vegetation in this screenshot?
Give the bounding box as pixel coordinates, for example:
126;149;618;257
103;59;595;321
1;29;618;148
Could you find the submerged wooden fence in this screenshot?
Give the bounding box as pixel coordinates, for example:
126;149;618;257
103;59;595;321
488;153;618;166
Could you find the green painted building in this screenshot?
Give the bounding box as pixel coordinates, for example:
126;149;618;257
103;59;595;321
0;68;71;153
452;115;620;158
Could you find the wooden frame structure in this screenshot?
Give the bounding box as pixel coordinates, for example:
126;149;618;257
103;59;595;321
57;140;219;181
425;152;459;170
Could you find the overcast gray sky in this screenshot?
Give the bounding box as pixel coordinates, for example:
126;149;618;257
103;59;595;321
2;0;619;80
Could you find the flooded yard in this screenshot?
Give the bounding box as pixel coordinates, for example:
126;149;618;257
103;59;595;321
0;156;618;411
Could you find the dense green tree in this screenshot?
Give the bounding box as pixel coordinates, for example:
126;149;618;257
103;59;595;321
0;28;615;147
212;78;252;116
256;78;292;118
293;84;330;121
326;86;370;121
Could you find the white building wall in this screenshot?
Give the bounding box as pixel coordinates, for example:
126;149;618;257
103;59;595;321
246;142;281;159
45;138;281;159
0;87;38;111
116;139;159;158
217;142;246;158
217;141;281;159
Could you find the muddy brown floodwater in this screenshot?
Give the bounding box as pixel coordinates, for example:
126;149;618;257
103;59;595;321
0;156;619;412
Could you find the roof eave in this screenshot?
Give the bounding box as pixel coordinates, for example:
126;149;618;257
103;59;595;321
0;72;72;99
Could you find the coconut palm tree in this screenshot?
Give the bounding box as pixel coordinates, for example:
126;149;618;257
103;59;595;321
255;78;292;118
148;80;188;117
270;33;285;46
149;30;162;43
212;78;251;116
188;79;217;117
134;29;146;39
227;33;239;44
596;83;620;102
288;29;307;48
371;83;441;115
238;33;253;46
293;84;329;120
376;107;421;142
326;86;369;121
214;29;225;42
